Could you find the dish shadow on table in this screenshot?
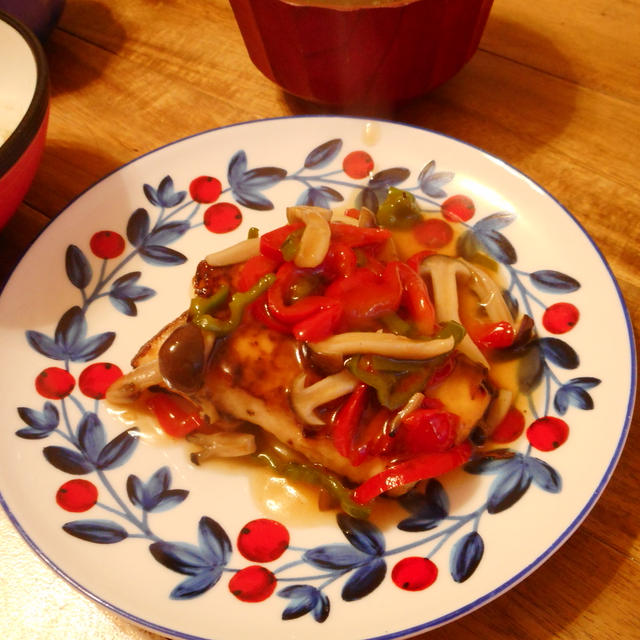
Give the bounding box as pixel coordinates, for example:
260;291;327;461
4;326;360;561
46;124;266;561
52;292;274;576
46;0;126;97
285;15;578;169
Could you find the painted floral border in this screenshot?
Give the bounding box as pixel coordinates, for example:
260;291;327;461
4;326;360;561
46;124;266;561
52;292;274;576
14;137;599;622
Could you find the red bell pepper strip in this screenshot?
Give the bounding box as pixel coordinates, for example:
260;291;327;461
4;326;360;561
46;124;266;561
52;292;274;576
398;262;436;336
250;295;291;334
355;406;394;459
470;321;515;349
393;408;460;455
236;254;279;292
259;223;304;262
325;261;403;329
292;302;343;342
351;441;473;504
332;383;369;465
329;223;391;248
318;241;357;280
267;262;337;324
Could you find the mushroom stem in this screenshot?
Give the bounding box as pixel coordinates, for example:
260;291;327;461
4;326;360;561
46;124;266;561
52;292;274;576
286;205;332;268
419;255;489;368
291;370;358;426
205;237;260;266
105;361;163;404
310;332;455;359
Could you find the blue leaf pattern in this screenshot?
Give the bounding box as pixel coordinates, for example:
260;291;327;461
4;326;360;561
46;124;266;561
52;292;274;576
539;337;579;369
144;176;186;208
126;466;188;512
16;402;59;439
398;479;449;531
304;544;370;570
450;532;484;583
198;517;232;565
530;270;580;293
304;139;342;168
146;221;190;246
337;513;385;556
65;245;92;289
526;458;562;493
96;428;140;470
149;541;212;575
43;446;94;474
170;569;223;599
77;412;107;462
279;585;330;622
109;271;155;317
126;208;150;247
487;458;532;514
418;161;454;198
341;558;386;601
139;245;187;266
63;519;129;544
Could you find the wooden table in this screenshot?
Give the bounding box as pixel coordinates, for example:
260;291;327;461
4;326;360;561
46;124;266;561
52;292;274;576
1;1;639;638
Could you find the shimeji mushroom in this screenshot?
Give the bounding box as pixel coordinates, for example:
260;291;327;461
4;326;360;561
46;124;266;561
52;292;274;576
418;255;489;368
188;431;257;463
291;369;359;426
206;237;260;266
105;360;164;404
286;205;332;268
462;259;514;325
309;331;455;360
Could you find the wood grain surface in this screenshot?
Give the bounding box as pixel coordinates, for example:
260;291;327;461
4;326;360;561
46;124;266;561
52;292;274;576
1;1;638;639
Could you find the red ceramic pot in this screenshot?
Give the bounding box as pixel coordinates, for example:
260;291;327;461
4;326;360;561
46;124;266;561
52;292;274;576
0;10;49;230
229;0;494;106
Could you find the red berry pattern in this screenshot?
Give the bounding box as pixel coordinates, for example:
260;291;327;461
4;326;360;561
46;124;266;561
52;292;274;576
56;479;98;512
526;416;569;451
413;218;454;249
543;302;579;334
90;230;125;259
204;202;242;233
229;566;277;602
78;362;123;399
392;557;438;591
237;518;290;562
441;195;475;223
35;367;75;399
190;176;222;203
343;150;374;179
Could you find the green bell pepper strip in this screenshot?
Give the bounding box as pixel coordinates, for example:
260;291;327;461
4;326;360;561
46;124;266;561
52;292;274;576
251;447;371;519
282;462;371;520
189;284;230;317
192;274;275;336
280;227;304;262
344;321;466;410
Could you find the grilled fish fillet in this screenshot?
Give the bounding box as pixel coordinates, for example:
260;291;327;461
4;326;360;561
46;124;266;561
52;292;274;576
132;318;388;484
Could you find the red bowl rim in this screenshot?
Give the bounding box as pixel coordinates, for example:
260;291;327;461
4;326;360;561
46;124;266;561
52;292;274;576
0;9;49;177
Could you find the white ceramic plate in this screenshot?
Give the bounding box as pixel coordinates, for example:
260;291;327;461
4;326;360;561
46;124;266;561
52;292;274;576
0;116;634;640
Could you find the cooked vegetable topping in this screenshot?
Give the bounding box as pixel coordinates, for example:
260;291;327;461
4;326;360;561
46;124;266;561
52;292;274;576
112;187;528;519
